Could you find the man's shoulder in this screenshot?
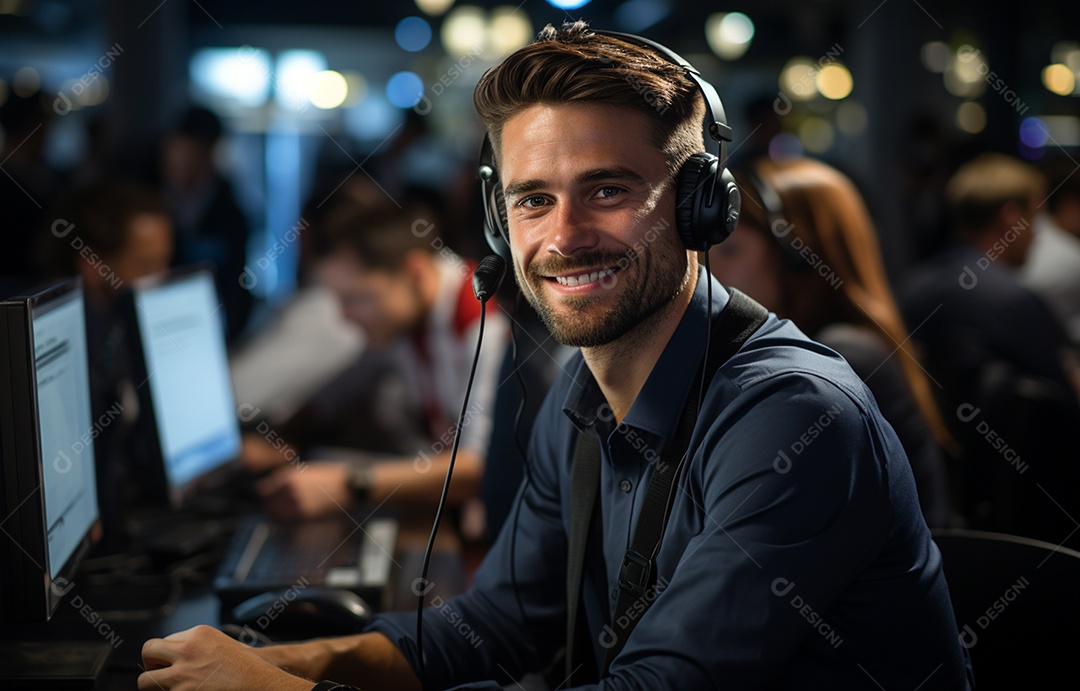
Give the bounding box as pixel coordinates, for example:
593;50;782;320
721;316;871;405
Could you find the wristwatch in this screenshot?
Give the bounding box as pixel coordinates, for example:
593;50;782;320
311;681;361;691
347;464;374;505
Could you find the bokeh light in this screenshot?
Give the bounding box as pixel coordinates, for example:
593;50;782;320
705;12;754;60
277;50;327;111
415;0;455;15
386;71;424;108
545;0;591;9
944;51;987;98
309;70;348;109
1019;117;1048;148
817;64;853;100
1042;64;1075;96
190;47;272;108
780;57;818;101
489;7;532;57
395;16;433;52
442;5;486;57
341;71;368;108
955;101;986;134
920;41;950;73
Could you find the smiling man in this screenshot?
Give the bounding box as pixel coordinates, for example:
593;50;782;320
139;22;971;691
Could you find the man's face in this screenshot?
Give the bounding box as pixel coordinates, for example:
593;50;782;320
99;213;174;295
317;249;423;347
499;102;691;347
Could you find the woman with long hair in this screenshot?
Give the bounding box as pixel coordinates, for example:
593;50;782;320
710;157;956;528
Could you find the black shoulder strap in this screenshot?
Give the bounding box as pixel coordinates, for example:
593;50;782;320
564;432;601;683
564;288;768;683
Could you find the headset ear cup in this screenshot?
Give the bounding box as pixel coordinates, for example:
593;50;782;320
675;152;724;251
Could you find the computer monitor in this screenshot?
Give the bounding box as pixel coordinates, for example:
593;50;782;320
0;278;100;623
121;265;242;508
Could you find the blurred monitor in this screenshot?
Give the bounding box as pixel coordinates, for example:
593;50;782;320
121;265;241;508
0;278;100;623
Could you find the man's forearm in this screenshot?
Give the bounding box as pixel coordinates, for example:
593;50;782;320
370;448;481;506
258;632;421;691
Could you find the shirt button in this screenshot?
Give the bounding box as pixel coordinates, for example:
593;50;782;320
611;588;619;600
619;479;632;493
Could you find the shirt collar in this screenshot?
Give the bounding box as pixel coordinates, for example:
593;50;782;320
562;269;730;440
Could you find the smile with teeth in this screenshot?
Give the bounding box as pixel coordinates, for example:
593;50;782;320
553;268;616;287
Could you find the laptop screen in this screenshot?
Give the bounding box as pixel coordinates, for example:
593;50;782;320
133;269;240;495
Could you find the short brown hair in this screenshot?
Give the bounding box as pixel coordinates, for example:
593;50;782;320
319;195;440;271
946;153;1045;236
473;20;705;178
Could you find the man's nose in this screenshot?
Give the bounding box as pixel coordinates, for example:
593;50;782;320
547;200;601;257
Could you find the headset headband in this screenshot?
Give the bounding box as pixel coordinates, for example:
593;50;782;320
597;30;734;169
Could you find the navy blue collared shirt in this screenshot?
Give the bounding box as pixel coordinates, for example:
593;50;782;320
368;271;972;690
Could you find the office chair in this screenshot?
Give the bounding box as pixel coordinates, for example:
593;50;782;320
932;528;1080;688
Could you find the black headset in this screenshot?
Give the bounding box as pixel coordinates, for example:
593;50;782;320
477;29;742;260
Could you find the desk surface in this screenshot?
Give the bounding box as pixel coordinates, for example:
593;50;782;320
0;514;467;690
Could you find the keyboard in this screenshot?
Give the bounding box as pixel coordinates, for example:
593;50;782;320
213;515;398;612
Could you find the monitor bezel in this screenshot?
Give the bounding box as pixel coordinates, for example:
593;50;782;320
0;277;100;623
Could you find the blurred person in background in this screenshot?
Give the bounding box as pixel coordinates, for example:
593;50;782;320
1021;155;1080;346
228;178;373;428
160;106;253;344
710;156;954;528
248;195;509;533
37;180;174;550
899;153;1080;543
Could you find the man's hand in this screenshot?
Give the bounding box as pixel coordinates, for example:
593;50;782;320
256;462;353;520
242;433;295;473
138;625;314;691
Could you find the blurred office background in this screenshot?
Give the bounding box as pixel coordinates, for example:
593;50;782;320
1;0;1077;321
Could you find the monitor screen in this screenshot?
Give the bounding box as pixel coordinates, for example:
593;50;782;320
32;285;99;578
131;268;240;501
0;278;99;622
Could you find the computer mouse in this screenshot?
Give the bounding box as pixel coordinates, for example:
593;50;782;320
228;587;372;641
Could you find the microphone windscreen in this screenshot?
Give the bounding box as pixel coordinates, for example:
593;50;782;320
473;254;507;302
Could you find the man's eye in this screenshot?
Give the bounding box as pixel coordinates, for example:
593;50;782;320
519;195;547;208
595;186;623;200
